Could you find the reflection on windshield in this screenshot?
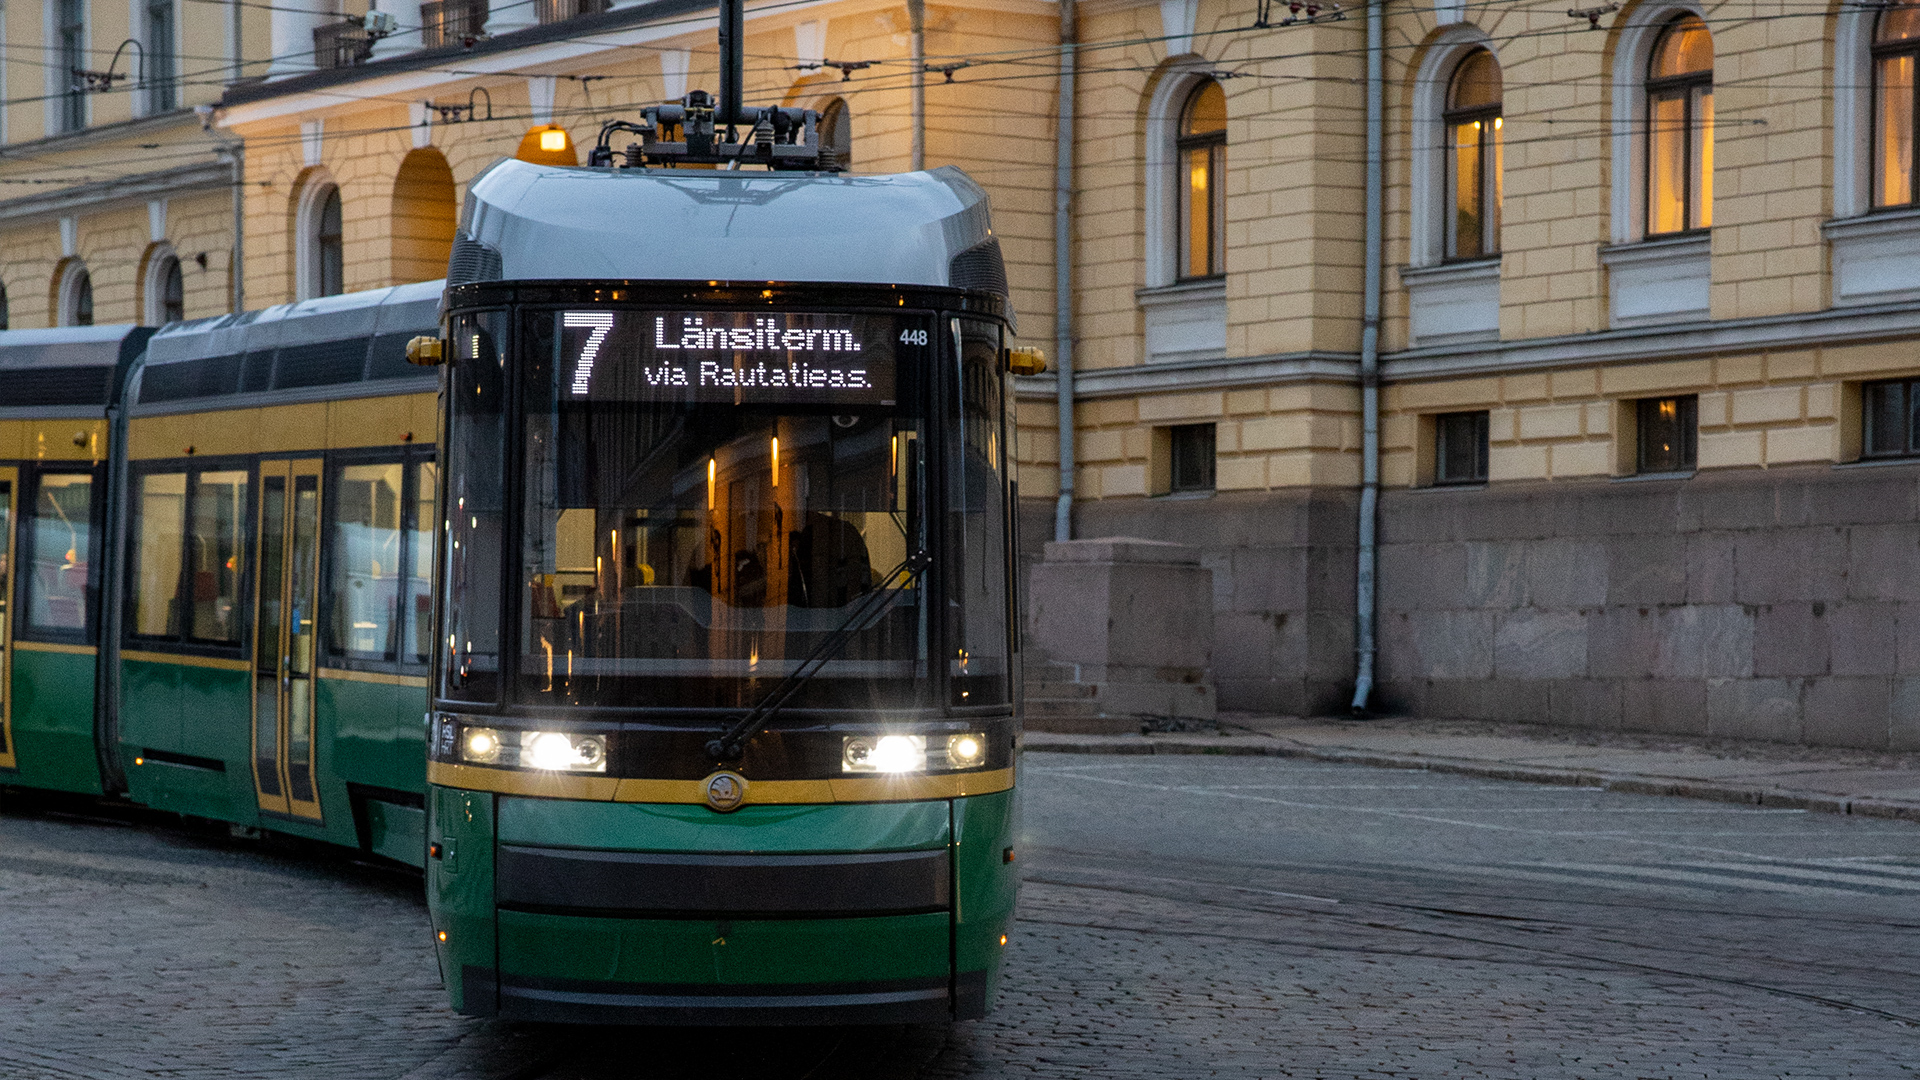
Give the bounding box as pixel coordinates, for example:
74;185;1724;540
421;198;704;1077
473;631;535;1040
522;373;927;710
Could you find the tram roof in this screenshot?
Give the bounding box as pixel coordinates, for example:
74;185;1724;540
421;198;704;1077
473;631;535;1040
0;324;155;418
457;162;1011;321
129;280;442;414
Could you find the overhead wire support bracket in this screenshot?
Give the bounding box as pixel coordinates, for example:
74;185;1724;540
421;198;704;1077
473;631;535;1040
1252;0;1345;28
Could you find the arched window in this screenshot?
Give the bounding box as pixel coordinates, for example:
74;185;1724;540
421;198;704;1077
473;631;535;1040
297;177;345;299
1875;7;1920;207
144;246;184;325
1178;80;1226;279
1646;14;1712;235
819;97;852;170
1444;49;1502;259
57;261;93;327
0;281;9;330
318;187;344;296
391;149;457;284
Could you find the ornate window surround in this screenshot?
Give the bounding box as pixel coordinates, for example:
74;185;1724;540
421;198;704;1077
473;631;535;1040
1609;2;1710;245
1410;24;1495;269
141;242;181;325
1139;57;1228;364
293;169;339;301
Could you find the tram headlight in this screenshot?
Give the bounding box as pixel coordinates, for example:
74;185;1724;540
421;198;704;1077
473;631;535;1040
841;732;990;773
457;725;608;773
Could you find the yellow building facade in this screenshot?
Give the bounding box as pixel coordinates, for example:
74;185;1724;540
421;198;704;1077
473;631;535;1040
3;0;1917;746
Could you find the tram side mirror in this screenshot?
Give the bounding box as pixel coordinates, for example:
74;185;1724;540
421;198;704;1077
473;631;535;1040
1007;346;1047;376
406;335;447;366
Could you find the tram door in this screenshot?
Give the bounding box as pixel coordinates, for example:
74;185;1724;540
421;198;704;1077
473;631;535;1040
251;460;323;820
0;466;13;771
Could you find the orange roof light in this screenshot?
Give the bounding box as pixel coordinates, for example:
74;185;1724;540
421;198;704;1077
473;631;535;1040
516;125;578;167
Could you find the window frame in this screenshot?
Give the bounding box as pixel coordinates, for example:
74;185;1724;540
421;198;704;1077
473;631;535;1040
1644;16;1714;237
1175;80;1227;283
15;463;105;646
1167;422;1218;494
1433;410;1491;485
1442;51;1502;261
143;0;177;115
123;458;254;657
56;0;86;134
295;176;345;301
1861;377;1920;459
1872;12;1920;210
320;445;438;675
1635;394;1699;474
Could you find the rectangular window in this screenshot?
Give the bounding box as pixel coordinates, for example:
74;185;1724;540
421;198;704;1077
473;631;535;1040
57;0;85;133
411;461;437;665
1648;91;1688;234
1434;411;1490;485
144;0;175;113
1169;423;1217;493
25;471;93;635
330;462;405;661
948;318;1012;707
1878;54;1916;207
131;467;248;645
1863;378;1920;458
132;472;188;637
1636;395;1698;474
188;471;246;643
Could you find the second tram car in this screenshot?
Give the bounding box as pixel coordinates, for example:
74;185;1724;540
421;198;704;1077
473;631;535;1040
421;159;1024;1024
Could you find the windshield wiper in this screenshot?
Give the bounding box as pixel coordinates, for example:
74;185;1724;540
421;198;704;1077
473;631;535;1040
705;549;932;764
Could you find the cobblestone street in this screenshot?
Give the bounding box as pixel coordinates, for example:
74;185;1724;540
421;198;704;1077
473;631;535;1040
4;752;1919;1079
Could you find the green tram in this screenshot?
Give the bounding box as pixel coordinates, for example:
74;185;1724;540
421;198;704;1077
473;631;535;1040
0;158;1025;1024
422;157;1024;1024
0;284;442;856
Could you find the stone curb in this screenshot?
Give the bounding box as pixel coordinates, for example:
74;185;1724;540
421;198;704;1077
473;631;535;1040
1022;732;1920;822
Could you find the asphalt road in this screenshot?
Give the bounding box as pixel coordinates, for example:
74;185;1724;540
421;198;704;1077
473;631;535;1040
3;753;1918;1079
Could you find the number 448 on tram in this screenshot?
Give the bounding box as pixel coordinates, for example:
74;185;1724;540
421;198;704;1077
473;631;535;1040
416;134;1031;1024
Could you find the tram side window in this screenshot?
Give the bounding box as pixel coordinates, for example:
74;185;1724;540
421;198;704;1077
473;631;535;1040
23;471;95;638
442;312;508;700
947;318;1012;707
328;456;435;666
412;461;437;665
131;472;188;636
129;467;248;646
189;471;246;643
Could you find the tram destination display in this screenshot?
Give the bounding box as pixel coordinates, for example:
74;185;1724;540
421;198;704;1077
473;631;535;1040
559;310;905;406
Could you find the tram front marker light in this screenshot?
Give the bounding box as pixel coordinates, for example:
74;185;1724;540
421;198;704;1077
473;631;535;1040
842;732;990;773
457;725;608;773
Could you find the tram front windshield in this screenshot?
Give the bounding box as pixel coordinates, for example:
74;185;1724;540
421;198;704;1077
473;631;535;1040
517;309;935;710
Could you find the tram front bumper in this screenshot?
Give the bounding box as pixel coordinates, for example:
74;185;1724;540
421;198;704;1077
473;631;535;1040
429;791;1016;1025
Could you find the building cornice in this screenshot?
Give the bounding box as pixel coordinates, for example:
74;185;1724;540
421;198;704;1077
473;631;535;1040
0;109;201;163
1016;350;1360;399
0;160;234;224
1384;299;1920;381
1013;301;1920;402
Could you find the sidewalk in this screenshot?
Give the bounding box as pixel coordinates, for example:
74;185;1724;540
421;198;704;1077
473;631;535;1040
1024;715;1920;822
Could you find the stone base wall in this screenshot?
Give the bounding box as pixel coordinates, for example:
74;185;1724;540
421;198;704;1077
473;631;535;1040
1018;490;1358;716
1375;464;1920;750
1022;462;1920;750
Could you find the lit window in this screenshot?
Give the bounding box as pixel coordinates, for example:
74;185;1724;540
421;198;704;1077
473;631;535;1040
1636;395;1698;473
1177;81;1226;280
1445;50;1503;259
1646;15;1713;235
1434;411;1490;484
1875;6;1920;207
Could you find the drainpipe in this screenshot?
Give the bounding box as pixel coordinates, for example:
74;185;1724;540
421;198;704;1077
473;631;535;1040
229;140;245;314
908;0;926;170
1350;0;1384;714
1052;0;1076;542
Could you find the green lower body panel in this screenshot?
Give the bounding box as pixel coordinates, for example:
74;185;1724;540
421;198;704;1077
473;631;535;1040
5;648;101;795
431;790;1020;1025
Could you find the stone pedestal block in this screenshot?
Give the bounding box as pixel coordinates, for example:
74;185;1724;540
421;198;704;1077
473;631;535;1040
1026;537;1216;733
